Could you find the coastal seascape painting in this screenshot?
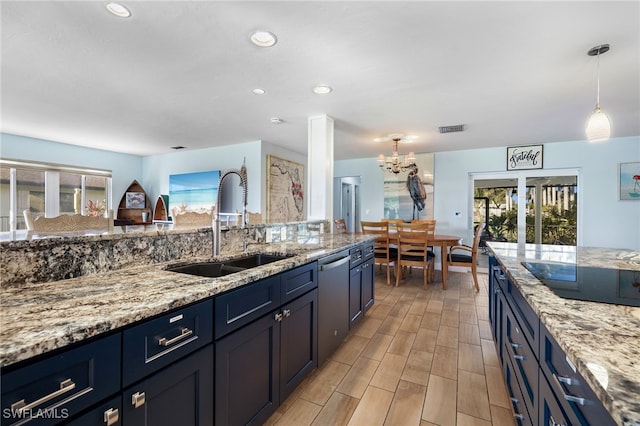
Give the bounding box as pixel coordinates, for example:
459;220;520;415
169;170;220;215
619;162;640;201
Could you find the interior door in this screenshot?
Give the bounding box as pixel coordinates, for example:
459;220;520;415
341;183;352;232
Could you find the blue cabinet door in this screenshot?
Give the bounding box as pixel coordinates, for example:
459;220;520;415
121;345;213;426
361;258;375;313
215;312;280;426
349;265;363;328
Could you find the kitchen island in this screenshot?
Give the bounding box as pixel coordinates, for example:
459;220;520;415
487;242;640;426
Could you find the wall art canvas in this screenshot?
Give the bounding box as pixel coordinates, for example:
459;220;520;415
507;145;543;170
619;162;640;201
267;155;305;222
125;192;145;209
169;170;220;215
383;153;434;221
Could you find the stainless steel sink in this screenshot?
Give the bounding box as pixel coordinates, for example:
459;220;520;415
166;253;292;278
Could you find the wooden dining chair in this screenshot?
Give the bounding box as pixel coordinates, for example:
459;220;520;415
334;218;348;234
447;222;486;292
361;221;396;285
395;222;435;289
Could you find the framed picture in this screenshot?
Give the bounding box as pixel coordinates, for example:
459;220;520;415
507;145;543;171
125;192;146;209
619;162;640;200
267;155;305;222
169;170;220;214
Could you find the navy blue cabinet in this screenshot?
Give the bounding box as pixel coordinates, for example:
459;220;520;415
66;396;121;426
348;244;374;329
122;344;213;426
1;334;121;426
215;262;318;426
490;260;616;426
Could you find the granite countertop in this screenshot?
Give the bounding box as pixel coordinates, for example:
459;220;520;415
487;242;640;426
0;233;374;368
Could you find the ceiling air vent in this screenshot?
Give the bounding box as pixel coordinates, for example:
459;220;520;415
170;146;186;150
438;124;465;134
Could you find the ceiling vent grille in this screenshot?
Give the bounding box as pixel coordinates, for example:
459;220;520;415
438;124;465;133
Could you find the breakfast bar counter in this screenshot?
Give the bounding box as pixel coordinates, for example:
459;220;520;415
487;242;640;426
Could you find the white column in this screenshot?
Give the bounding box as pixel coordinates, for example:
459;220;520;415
307;115;334;221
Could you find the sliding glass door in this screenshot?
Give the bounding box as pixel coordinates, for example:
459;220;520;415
472;169;580;246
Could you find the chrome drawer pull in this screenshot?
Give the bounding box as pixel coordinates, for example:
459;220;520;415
557;375;576;386
274;312;283;322
510;397;519;404
283;309;291;318
158;327;193;346
514;413;525;420
511;343;521;349
131;391;146;408
549;416;566;426
11;378;76;413
104;408;119;425
514;355;526;361
564;394;587;406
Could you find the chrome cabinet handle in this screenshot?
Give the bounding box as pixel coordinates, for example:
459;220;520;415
552;374;586;405
557;375;576;386
564;394;586;406
158;327;193;346
104;407;119;425
510;397;519;405
511;343;521;349
514;413;525;421
131;392;145;408
549;416;567;426
514;355;526;361
274;312;283;322
283;309;291;318
11;378;76;413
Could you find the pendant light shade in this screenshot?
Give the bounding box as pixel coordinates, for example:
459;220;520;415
586;106;611;142
585;44;611;143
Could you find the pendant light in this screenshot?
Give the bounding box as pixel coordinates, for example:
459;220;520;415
585;44;611;142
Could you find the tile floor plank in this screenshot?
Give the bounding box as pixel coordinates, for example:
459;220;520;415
347;385;394;426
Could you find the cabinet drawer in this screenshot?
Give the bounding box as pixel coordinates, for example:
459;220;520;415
504;354;533;426
349;245;364;268
504;304;538;426
1;333;120;426
505;277;539;360
363;244;375;261
280;261;317;304
215;275;280;339
122;299;213;386
539;325;616;426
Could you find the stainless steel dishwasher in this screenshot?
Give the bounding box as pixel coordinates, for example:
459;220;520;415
317;249;351;366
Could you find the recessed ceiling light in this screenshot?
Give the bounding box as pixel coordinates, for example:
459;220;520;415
313;85;332;95
250;31;277;47
252;88;266;95
106;2;131;18
270;117;283;124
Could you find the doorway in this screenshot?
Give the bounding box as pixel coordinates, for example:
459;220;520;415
472;169;580;246
334;176;361;233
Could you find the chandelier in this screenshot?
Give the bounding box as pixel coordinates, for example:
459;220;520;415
376;134;417;174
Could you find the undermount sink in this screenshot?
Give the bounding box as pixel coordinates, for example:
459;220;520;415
166;253;292;278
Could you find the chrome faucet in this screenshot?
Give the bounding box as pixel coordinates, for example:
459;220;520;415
213;165;248;256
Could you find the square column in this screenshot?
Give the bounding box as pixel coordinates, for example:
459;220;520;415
307;115;334;221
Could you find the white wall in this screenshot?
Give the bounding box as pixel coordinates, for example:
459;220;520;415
0;133;142;210
337;136;640;250
142;141;263;214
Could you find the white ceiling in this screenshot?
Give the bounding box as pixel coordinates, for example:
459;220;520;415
2;1;639;161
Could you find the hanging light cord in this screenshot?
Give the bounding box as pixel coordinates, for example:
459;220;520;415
595;50;601;108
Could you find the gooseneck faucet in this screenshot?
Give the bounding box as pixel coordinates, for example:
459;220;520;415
213;165;248;256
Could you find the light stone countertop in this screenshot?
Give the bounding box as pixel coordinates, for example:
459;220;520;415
0;233;374;368
487;242;640;426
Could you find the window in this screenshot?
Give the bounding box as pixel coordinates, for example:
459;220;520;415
0;159;112;232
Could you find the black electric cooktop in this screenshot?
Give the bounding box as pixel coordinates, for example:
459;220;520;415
521;262;640;307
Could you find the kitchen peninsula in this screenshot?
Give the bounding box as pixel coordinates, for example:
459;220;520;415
0;222;376;425
487;242;640;426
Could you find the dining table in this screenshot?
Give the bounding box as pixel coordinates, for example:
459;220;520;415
387;230;462;290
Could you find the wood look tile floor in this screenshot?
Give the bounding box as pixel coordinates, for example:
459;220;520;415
265;265;516;426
